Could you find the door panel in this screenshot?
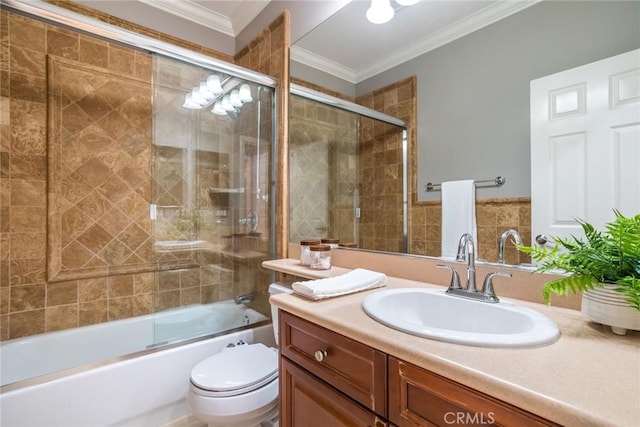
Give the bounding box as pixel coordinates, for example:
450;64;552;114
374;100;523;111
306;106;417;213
531;49;640;246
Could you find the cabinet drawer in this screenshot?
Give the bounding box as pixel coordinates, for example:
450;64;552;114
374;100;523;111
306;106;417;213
389;357;559;427
279;311;387;417
280;357;388;427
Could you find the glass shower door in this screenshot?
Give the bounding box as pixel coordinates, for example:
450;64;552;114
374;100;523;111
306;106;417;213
151;55;274;346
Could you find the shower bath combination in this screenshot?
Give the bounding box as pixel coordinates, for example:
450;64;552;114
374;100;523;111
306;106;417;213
1;0;276;402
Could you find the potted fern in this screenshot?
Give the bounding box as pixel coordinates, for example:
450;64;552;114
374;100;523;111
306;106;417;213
518;210;640;335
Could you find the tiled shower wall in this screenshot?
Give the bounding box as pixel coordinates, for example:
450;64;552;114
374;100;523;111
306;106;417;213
0;10;162;340
356;78;415;253
0;4;285;340
289;95;358;244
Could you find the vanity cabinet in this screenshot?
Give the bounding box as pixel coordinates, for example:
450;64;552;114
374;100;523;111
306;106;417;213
389;357;559;426
279;310;559;427
279;311;388;426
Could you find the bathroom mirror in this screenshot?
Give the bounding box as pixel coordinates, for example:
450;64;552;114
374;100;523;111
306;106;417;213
287;0;640;264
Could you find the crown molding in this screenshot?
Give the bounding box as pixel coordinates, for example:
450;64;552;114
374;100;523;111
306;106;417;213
292;0;542;84
229;0;271;36
290;46;358;84
138;0;269;37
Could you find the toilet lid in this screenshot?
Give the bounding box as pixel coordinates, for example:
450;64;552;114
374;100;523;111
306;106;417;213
190;343;278;395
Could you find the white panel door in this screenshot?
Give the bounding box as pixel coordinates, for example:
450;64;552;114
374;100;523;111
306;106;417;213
531;49;640;246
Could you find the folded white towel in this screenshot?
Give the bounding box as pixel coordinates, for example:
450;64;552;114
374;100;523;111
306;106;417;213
441;179;477;259
292;268;387;300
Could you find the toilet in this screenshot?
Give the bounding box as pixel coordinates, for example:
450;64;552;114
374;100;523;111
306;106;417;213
187;282;292;426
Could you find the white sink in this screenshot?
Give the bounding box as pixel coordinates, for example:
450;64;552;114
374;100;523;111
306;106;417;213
362;288;560;348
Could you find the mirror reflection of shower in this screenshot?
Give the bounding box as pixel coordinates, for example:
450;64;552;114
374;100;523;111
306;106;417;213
289;85;408;252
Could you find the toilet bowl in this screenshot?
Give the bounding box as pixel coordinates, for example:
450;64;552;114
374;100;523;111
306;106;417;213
187;282;292;427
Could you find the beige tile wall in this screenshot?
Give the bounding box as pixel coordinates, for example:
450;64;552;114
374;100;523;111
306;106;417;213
0;10;162;340
357;78;416;252
410;198;532;264
47;55;154;282
289;96;358;244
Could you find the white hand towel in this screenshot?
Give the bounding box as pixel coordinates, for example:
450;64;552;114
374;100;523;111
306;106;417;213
292;268;387;300
441;180;477;259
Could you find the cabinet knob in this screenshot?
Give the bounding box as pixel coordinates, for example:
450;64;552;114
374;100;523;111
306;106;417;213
314;349;327;362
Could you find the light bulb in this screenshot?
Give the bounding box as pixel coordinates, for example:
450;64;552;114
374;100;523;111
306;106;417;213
197;82;215;101
395;0;419;5
238;84;253;103
212;102;227;115
184;89;208;109
366;0;394;24
182;93;203;109
221;95;235;112
229;89;243;107
206;75;223;94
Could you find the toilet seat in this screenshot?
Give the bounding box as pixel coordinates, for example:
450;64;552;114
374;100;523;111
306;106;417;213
190;343;278;397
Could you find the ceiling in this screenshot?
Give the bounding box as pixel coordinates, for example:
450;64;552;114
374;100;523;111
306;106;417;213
73;0;540;83
292;0;539;83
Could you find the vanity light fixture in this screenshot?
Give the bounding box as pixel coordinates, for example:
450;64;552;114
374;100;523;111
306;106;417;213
183;74;253;116
366;0;420;24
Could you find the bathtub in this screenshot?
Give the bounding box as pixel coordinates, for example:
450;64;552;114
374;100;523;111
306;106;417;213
1;300;269;386
0;302;274;427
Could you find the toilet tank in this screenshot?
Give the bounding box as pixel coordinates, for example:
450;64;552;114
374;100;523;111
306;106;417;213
268;281;293;345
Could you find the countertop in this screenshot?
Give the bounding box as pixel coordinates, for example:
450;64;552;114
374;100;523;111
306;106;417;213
264;259;640;427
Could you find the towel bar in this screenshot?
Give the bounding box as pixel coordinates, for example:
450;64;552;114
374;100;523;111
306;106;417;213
425;176;505;192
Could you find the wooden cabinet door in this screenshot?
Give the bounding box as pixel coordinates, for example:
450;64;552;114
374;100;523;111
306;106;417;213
280;357;387;427
388;357;559;427
280;311;387;416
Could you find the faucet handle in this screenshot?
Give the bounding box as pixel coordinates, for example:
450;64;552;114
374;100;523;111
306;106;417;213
481;272;512;303
436;264;462;290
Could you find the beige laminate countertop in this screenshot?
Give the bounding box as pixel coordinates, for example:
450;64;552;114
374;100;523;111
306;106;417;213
264;259;640;427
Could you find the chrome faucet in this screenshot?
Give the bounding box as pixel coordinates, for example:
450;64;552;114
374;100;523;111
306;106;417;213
497;229;523;264
234;294;254;305
436;233;512;303
455;233;477;292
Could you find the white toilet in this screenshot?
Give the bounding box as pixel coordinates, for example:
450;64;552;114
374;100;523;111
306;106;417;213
187;282;292;426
